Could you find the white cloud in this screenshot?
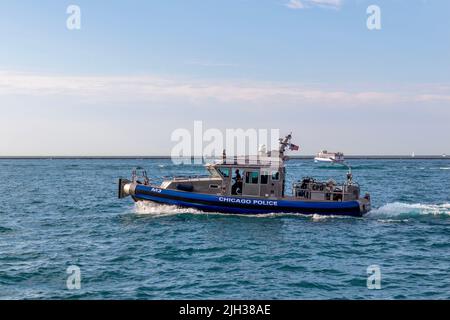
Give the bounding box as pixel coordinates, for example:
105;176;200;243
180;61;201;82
286;0;305;9
285;0;342;10
1;71;449;156
0;71;449;107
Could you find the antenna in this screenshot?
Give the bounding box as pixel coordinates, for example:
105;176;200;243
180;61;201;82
334;160;353;184
278;132;293;156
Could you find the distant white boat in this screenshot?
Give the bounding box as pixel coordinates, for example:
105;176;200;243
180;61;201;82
314;150;345;163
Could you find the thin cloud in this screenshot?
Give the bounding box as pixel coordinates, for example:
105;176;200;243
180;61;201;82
185;60;238;68
0;71;449;107
285;0;342;10
286;0;305;9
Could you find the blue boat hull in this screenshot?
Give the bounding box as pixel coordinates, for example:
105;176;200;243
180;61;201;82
132;185;365;217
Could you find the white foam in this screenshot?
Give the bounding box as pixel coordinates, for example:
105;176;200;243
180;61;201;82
134;203;298;218
135;202;350;219
310;213;353;221
134;202;313;219
135;201;450;220
377;219;410;223
370;202;450;217
134;201;203;217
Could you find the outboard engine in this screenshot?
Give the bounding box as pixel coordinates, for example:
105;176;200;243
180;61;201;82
118;167;149;199
118;178;133;198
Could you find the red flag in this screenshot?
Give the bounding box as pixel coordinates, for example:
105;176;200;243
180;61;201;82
289;144;299;151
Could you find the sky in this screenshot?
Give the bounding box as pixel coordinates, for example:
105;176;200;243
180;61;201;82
0;0;449;156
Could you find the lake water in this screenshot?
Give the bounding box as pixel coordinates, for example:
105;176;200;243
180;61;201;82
0;158;449;299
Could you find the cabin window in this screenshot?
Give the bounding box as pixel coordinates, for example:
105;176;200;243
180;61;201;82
231;168;243;195
261;171;269;184
271;171;280;181
209;184;220;189
218;167;230;178
245;171;259;184
207;167;220;177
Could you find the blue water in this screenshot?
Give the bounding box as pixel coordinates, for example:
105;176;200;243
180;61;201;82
0;159;449;299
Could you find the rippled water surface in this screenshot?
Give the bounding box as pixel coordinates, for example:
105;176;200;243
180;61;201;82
0;159;449;299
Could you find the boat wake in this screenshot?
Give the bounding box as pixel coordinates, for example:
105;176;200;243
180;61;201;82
133;202;288;218
134;201;203;217
134;201;355;220
370;202;450;219
135;200;449;220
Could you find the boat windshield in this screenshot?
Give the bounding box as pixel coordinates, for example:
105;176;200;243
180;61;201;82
216;167;230;178
207;167;222;178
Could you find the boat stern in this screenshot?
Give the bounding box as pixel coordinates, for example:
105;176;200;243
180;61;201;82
358;194;372;215
118;178;136;199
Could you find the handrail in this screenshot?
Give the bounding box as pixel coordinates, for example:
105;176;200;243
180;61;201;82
307;190;353;196
170;175;217;180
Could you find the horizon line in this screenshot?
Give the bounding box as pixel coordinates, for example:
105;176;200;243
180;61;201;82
0;155;448;160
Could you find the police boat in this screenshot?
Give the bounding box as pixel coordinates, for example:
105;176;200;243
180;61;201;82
118;134;371;217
